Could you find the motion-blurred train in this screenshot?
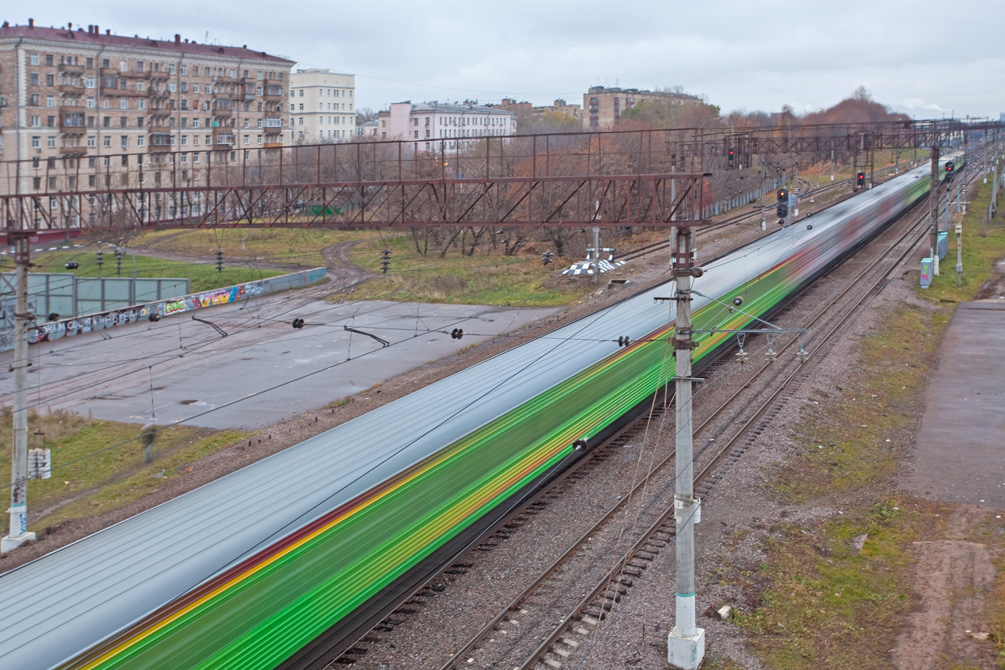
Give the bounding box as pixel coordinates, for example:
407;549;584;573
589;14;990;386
0;155;962;670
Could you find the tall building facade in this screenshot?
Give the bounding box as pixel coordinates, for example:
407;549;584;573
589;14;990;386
583;86;700;130
368;101;516;152
0;20;294;198
289;69;356;143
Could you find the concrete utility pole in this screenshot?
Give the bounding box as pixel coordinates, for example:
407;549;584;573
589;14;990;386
2;233;36;553
667;225;704;669
759;159;766;230
930;143;941;276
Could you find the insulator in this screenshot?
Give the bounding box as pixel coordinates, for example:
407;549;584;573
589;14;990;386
765;348;777;362
735;350;747;365
451;328;464;340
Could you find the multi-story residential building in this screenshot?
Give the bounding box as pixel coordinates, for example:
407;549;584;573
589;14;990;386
368;101;516;152
583;86;700;130
0;19;294;199
491;97;581;122
289;68;355;143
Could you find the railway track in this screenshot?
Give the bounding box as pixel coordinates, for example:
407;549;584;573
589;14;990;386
317;158;979;670
618;161;921;264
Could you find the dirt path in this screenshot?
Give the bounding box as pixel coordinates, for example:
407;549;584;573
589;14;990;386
892;506;998;670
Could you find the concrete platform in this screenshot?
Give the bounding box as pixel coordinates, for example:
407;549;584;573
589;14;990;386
902;301;1005;509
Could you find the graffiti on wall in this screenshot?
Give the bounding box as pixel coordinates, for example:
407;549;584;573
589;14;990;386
14;268;325;350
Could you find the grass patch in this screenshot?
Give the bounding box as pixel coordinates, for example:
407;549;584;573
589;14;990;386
27;249;284;293
338;233;595;307
738;500;943;670
990;557;1005;668
923;175;1005;303
0;408;245;530
130;228;379;269
771;304;944;503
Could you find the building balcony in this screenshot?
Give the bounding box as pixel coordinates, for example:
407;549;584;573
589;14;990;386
59;84;86;95
149;133;174;152
57;63;85;74
99;68;151;79
147;89;170;99
263;117;284;128
59;146;88;156
263;142;283;149
214;76;242;86
101;86;148;98
212;128;235;147
59;123;86;135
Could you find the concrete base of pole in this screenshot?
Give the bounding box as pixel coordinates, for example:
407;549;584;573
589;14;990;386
667;625;705;669
1;531;36;553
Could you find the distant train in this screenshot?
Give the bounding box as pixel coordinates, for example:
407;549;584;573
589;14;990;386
0;155;961;670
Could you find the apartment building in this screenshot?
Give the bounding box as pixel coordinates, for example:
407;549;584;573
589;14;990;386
491;97;581;121
368;101;516;152
583;86;700;130
289;68;355;143
0;19;294;197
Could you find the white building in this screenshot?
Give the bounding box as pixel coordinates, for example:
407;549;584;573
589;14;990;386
371;101;517;152
289;68;355;142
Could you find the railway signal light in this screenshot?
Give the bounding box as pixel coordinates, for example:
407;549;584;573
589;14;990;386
380;248;391;274
776;188;788;203
450;328;464;340
946;161;955;178
776;203;788;222
215;249;224;273
856;171;866;187
728;148;735;169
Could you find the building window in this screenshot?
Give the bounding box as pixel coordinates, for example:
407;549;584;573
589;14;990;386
31;136;40;149
121;136;128;149
31;115;40;127
243;135;249;145
46;54;54;66
87;136;95;147
180;64;187;76
46;95;55;107
137;136;145;147
138;99;145;110
257;135;262;144
86;97;95;109
46;74;55;86
47;137;56;148
169;82;176;93
120;98;128;109
30;53;39;65
299;90;303;97
192;119;200;129
169;63;176;75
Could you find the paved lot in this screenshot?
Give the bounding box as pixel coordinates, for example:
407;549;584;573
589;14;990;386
0;293;558;430
902;301;1005;508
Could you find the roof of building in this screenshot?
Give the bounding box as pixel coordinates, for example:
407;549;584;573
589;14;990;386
381;101;515;117
0;21;293;64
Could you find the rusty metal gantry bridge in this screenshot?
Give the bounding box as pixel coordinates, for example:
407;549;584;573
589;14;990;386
0;118;1000;237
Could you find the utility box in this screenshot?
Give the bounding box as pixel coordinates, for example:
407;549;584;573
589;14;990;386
920;258;934;289
937;232;949;260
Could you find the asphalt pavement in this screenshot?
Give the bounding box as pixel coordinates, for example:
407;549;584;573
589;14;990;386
0;292;558;430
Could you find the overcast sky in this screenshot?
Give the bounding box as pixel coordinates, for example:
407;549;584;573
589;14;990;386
14;1;1004;120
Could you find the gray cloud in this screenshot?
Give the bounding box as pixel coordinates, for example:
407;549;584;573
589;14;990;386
18;0;1004;119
